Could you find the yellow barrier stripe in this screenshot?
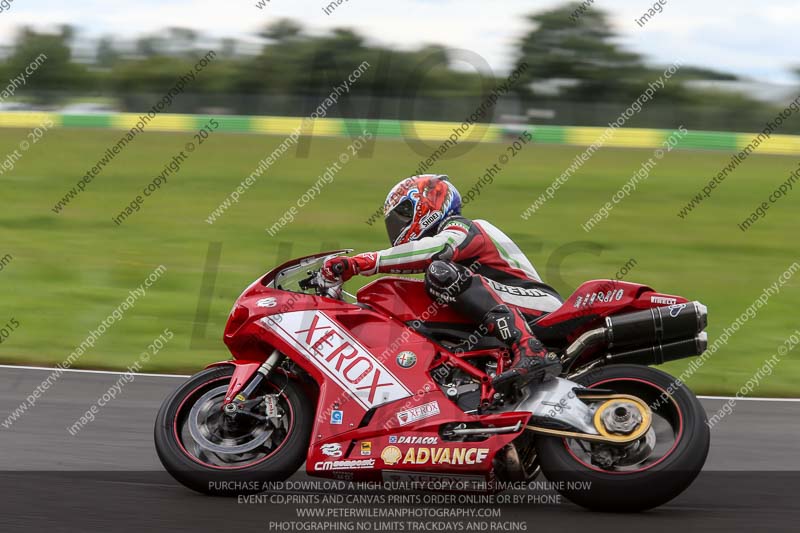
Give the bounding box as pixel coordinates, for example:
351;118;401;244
567;127;663;148
111;113;194;132
0;112;57;128
402;120;500;142
737;133;800;156
250;117;341;136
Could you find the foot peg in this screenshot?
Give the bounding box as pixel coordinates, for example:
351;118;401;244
492;352;562;393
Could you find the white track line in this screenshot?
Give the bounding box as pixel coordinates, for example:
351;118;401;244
1;364;799;402
696;395;800;402
0;364;189;379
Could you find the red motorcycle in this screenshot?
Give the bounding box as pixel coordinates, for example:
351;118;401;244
155;250;710;511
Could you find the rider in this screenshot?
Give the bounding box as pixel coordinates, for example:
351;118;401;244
322;174;562;391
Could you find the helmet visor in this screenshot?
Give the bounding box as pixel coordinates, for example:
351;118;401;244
384;199;413;245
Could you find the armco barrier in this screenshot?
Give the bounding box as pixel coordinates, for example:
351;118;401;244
1;111;799;156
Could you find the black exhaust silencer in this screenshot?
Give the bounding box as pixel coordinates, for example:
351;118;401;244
607;333;707;365
605;301;707;350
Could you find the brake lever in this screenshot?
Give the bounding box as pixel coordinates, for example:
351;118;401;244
299;256;347;298
298;271;317;291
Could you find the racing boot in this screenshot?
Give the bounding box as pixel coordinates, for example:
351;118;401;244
482;305;561;393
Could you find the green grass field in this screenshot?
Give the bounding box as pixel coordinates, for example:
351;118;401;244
1;127;798;395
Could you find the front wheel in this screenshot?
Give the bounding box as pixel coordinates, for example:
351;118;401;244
154;365;313;495
535;364;710;512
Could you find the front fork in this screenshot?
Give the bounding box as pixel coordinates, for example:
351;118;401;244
221;349;284;414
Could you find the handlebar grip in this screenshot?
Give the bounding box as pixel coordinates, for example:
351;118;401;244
331;261;346;276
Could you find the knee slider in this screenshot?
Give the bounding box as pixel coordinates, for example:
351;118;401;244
425;261;470;303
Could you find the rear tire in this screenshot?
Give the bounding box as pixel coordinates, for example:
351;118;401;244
535;364;709;512
154;365;313;495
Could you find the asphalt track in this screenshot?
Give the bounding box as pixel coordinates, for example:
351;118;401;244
1;365;798;532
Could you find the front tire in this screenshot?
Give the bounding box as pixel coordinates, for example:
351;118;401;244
535;364;710;512
154;365;313;495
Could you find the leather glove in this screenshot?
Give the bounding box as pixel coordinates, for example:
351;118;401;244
321;253;378;282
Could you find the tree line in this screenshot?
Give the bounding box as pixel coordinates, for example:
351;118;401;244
0;3;795;131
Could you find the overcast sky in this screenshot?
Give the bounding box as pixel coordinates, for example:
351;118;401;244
0;0;798;84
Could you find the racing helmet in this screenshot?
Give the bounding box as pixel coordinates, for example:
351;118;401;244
383;174;462;246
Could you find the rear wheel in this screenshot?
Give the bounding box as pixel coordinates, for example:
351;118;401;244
154;365;313;495
535;364;709;511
